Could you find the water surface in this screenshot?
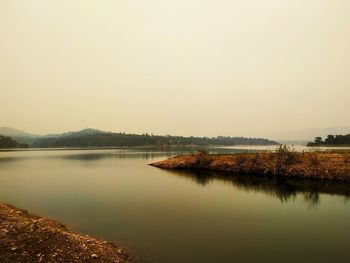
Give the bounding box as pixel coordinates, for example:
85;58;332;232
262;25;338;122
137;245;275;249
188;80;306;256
0;149;349;263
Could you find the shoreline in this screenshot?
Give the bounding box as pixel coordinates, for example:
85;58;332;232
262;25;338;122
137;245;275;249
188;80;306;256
0;202;131;263
0;144;278;152
307;144;350;147
150;151;350;181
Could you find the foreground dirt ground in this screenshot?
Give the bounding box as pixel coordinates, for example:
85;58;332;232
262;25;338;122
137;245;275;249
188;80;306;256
0;203;131;263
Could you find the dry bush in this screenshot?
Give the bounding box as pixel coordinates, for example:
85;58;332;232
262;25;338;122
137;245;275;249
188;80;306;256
268;145;300;175
345;153;350;163
235;155;247;166
275;145;299;165
309;155;320;165
193;149;212;167
250;154;261;168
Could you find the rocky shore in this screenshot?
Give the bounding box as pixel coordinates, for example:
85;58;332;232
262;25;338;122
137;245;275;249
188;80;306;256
0;202;131;263
150;151;350;181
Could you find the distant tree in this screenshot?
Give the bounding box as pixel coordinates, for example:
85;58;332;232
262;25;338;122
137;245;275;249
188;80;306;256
308;134;350;146
314;137;323;144
0;135;28;148
325;135;335;144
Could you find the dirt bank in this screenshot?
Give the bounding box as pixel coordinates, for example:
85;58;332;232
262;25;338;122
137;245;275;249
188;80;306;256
150;151;350;181
0;202;131;263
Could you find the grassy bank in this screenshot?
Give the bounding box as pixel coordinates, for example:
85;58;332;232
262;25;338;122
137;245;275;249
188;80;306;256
0;203;131;263
150;148;350;181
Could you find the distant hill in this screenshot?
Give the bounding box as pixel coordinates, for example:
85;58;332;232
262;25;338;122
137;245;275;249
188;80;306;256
59;128;105;138
31;131;278;148
0;127;37;145
42;128;105;138
0;127;35;138
0;127;278;148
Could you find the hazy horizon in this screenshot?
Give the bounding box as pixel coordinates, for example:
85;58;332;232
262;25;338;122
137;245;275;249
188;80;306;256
1;0;349;137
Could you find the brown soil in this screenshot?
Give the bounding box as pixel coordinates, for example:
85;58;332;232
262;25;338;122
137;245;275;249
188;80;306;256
0;202;131;263
150;151;350;181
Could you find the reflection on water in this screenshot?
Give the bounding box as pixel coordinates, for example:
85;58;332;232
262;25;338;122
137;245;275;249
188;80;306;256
0;149;350;263
169;169;350;210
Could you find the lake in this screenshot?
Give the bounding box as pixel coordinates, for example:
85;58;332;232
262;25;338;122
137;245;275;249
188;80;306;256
0;148;349;263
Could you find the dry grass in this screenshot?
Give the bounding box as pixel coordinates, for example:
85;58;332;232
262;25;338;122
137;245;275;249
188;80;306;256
345;153;350;163
151;149;350;181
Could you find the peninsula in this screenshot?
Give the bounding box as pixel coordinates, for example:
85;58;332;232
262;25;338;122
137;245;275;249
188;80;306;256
150;148;350;181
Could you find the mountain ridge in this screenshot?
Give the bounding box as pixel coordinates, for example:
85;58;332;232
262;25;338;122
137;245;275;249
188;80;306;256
0;127;36;138
0;127;278;147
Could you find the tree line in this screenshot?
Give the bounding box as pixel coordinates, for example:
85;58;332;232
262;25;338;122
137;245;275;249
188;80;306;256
30;133;278;148
0;135;29;148
307;134;350;146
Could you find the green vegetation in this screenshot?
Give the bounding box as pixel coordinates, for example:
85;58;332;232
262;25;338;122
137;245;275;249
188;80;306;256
0;128;278;148
0;135;28;149
307;134;350;146
30;129;278;148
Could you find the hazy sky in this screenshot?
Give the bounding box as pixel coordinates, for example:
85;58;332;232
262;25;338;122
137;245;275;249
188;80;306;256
1;0;349;137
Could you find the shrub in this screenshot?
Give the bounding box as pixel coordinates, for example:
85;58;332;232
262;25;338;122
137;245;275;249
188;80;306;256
275;145;298;165
193;149;211;167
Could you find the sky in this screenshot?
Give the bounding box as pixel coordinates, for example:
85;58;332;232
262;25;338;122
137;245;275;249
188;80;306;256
1;0;349;137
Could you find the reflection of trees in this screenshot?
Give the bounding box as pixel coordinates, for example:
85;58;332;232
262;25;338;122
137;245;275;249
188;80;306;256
60;150;182;162
0;156;25;167
303;192;320;210
167;169;350;209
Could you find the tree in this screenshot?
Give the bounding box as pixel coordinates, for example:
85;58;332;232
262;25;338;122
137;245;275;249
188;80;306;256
325;135;335;144
0;135;28;148
314;137;323;144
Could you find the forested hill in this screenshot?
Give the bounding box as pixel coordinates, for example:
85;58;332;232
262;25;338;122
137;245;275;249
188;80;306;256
0;135;29;149
31;131;278;148
307;134;350;146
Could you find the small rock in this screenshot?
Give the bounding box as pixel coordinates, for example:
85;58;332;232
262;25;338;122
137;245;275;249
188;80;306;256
117;248;122;254
91;253;98;259
11;246;17;251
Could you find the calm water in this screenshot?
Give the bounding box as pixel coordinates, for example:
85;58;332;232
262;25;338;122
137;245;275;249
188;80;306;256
0;148;349;263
